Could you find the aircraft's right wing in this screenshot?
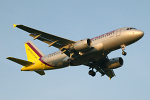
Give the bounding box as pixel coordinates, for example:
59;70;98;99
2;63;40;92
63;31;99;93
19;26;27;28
99;68;115;79
13;24;75;49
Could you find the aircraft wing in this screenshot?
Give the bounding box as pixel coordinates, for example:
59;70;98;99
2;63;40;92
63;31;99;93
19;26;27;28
13;24;75;49
99;69;115;79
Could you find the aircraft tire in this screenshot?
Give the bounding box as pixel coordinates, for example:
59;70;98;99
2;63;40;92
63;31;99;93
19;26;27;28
122;51;127;56
88;70;96;77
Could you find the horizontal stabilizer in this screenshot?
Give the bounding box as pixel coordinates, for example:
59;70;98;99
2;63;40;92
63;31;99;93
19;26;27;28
35;71;45;75
6;57;34;67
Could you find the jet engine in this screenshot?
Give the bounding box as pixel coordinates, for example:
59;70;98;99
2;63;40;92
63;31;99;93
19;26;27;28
70;39;91;52
106;57;123;69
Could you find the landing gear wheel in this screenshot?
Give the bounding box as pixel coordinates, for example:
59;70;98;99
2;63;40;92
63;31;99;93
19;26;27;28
121;45;127;56
88;70;96;77
122;51;127;56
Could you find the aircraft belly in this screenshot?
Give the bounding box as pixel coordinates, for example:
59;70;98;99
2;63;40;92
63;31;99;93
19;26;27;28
49;58;69;68
72;51;107;66
42;55;69;69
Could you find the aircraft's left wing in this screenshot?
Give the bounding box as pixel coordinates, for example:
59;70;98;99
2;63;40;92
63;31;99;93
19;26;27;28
13;24;75;49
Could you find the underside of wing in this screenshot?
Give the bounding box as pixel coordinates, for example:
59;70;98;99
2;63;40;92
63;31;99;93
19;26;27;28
14;24;75;49
98;68;115;79
84;57;115;79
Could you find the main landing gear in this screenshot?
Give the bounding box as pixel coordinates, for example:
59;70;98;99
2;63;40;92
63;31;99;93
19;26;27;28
121;45;127;56
88;63;96;77
88;70;96;77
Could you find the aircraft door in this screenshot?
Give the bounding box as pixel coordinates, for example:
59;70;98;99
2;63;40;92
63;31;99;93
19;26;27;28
116;28;121;37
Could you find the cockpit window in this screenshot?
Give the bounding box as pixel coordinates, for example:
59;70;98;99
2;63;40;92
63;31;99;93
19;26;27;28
127;28;136;30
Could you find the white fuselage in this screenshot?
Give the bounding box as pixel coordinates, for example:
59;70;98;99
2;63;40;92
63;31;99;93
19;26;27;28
40;27;144;70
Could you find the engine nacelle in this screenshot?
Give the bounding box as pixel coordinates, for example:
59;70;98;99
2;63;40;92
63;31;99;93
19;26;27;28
106;57;123;69
71;39;91;52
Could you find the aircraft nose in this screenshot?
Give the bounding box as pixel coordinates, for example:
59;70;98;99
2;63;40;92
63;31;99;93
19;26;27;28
137;30;144;37
134;30;144;39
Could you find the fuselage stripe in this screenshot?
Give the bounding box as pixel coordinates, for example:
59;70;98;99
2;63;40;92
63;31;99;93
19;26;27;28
39;58;55;68
26;42;43;58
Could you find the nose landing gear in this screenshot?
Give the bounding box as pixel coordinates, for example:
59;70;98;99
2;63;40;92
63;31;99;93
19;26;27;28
122;51;127;56
121;45;127;56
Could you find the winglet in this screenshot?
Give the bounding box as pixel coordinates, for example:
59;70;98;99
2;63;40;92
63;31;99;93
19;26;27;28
13;24;17;28
6;57;12;59
109;77;111;80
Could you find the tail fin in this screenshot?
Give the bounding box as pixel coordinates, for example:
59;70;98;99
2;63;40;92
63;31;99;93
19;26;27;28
7;41;45;75
25;41;45;62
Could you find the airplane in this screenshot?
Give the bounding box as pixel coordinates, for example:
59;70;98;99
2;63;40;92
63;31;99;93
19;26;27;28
7;24;144;79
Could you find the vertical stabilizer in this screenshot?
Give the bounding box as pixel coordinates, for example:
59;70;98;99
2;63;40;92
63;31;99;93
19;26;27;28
25;41;45;62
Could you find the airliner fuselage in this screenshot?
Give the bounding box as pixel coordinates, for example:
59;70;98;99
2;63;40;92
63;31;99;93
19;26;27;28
37;27;144;68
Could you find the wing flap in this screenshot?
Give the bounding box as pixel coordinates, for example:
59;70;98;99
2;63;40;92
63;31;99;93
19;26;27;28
6;57;34;67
